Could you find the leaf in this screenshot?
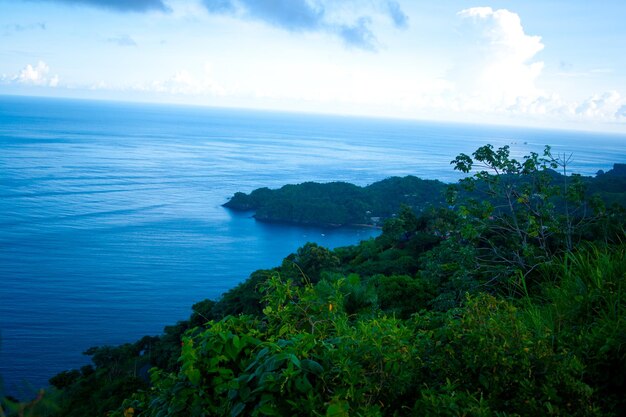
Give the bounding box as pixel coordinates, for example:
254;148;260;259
257;402;280;416
478;373;490;389
278;325;290;337
187;367;201;385
286;354;301;368
228;389;238;401
230;402;246;417
263;355;286;373
301;359;324;375
326;399;350;417
295;375;313;393
239;386;251;402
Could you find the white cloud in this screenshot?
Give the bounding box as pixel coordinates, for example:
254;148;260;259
397;7;626;129
575;91;622;119
133;64;225;96
451;7;545;110
2;61;60;87
197;0;409;51
502;91;626;126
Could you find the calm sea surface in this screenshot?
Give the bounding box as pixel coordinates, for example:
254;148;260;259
1;96;625;397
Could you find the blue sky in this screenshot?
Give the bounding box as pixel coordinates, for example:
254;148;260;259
1;0;625;132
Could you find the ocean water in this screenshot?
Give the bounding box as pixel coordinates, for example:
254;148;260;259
0;96;624;397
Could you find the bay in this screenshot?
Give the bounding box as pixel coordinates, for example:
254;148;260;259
0;95;624;397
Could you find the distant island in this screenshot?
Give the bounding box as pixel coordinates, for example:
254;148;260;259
224;163;626;227
223;176;448;227
6;146;626;417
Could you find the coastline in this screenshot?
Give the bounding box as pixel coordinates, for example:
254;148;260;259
250;212;382;230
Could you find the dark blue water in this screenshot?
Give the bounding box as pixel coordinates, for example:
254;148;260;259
1;96;625;397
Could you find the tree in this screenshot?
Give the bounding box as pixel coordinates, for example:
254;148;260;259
282;242;340;283
450;144;599;284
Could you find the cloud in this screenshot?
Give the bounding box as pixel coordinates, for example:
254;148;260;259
200;0;408;51
337;17;377;51
385;0;408;29
107;34;137;46
494;90;626;125
202;0;324;31
239;0;324;31
203;0;237;13
451;7;545;109
23;0;170;13
391;7;626;128
1;61;60;87
575;91;622;119
133;64;225;96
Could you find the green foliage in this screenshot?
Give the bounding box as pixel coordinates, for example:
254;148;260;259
112;251;626;416
370;274;433;318
418;293;599;416
448;144;617;289
210;270;270;318
281;242;340;283
587;163;626;207
1;389;58;417
141;316;263;417
48;344;149;416
224;176;447;227
122;276;422;417
40;144;626;416
528;245;626;413
451;145;563;269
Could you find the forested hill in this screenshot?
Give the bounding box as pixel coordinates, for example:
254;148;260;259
5;147;626;417
224;163;626;227
592;163;626;206
223;176;448;227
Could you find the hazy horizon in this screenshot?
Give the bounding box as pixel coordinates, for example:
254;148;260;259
1;0;626;133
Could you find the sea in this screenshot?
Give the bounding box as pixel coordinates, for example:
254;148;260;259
1;95;625;398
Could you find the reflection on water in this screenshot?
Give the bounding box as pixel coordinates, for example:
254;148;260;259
1;96;625;396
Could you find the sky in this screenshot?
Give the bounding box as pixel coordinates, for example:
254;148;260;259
1;0;625;132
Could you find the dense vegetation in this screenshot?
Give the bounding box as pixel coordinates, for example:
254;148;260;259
224;159;626;228
2;145;626;417
223;176;447;226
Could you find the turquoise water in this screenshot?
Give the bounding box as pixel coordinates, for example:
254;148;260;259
1;96;624;397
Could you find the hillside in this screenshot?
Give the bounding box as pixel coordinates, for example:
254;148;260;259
223;176;447;227
4;145;626;417
224;162;626;228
